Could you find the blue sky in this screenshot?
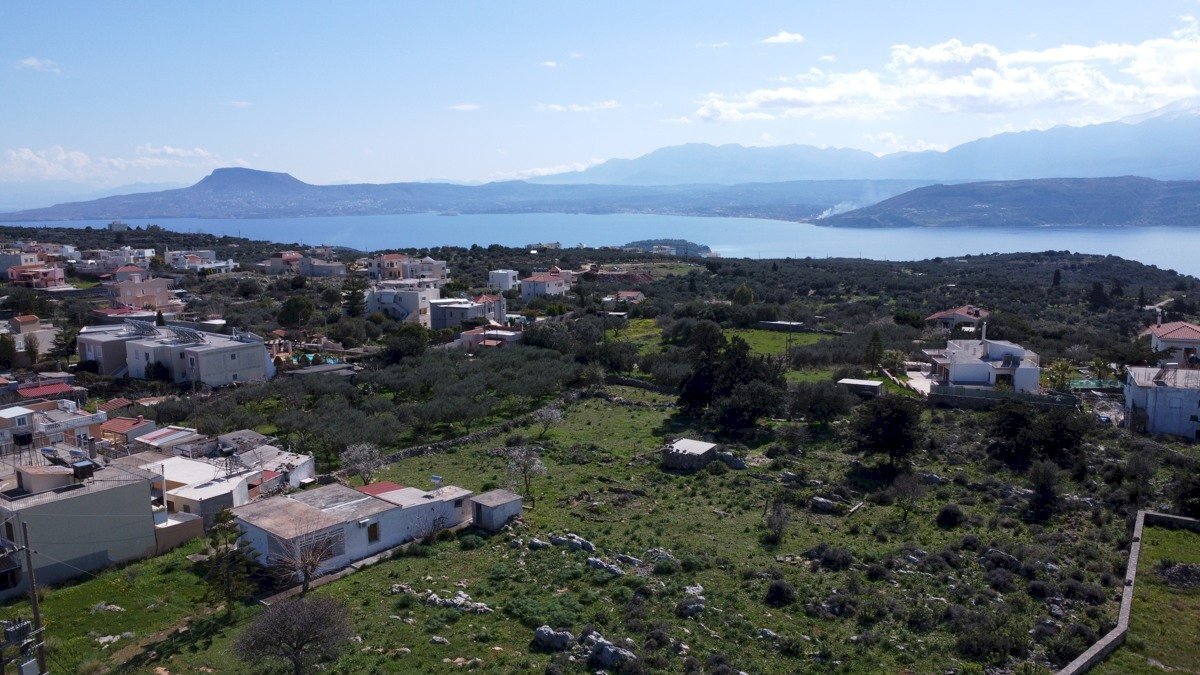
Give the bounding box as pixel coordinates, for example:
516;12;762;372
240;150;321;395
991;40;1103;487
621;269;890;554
3;1;1200;186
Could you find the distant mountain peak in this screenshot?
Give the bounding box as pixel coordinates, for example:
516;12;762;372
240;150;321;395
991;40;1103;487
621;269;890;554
1120;97;1200;125
193;167;309;191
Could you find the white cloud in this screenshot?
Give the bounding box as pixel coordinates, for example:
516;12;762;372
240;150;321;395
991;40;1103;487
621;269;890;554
819;54;837;62
15;57;60;74
762;31;805;45
0;144;236;183
488;158;605;181
659;115;693;124
698;18;1200;122
540;60;559;68
220;100;253;108
448;103;480;111
864;132;948;154
695;41;730;49
569;51;583;59
534;100;621;113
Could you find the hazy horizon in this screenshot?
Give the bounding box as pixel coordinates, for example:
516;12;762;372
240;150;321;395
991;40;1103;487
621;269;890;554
4;1;1200;188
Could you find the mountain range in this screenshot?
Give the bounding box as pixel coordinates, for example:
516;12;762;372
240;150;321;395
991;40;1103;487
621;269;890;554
820;177;1200;228
0;169;930;222
533;104;1200;185
2;101;1199;224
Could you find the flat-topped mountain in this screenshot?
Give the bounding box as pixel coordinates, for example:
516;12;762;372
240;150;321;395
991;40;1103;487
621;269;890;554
0;172;929;221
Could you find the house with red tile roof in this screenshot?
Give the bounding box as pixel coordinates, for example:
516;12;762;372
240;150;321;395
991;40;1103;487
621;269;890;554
1143;320;1200;367
96;415;157;449
520;272;571;300
925;305;990;331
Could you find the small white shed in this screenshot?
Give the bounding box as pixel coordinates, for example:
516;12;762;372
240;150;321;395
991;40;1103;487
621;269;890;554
470;489;523;531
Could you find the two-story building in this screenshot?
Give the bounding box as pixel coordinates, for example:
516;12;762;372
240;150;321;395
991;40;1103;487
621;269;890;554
367;254;449;285
1125;365;1200;439
364;280;438;327
488;269;520;291
922;337;1041;393
520;272;571;300
77;321;275;386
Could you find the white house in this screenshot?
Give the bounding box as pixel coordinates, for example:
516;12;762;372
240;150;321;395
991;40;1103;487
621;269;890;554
1143;320;1200;368
1125;366;1200;439
520;272;571;300
489;269;520;291
365;280;439;327
923;337;1041;393
77;321;275;386
233;482;473;578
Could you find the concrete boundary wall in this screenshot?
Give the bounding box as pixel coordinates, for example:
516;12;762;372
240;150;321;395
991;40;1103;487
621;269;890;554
1057;510;1200;674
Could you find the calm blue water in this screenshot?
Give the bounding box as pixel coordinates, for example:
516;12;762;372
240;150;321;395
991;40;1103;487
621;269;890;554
13;213;1200;277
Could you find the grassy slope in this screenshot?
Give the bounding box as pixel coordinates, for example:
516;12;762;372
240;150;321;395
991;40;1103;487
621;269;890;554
153;392;1122;673
1093;526;1200;674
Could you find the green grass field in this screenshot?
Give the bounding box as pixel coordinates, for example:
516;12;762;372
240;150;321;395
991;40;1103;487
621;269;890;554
1093;525;1200;674
725;328;826;357
152;395;1121;673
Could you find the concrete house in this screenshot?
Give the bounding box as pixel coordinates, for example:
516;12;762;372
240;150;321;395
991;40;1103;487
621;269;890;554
298;257;347;277
368;253;449;285
489;269;520;291
0;250;40;274
470;489;523;531
0;462;161;601
7;264;66;290
95;415;157;451
520;272;571;300
104;273;182;313
925;305;990;331
113;450;258;528
1143;320;1200;368
661;438;718;471
262;251;303;274
77;321;274;386
922;337;1041;393
0;399;107;457
1125;366;1200;439
365;280;437;327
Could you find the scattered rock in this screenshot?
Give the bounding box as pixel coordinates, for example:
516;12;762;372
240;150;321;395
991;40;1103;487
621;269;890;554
430;635;450;645
533;625;575;651
528;538;550;550
616;553;643;566
549;533;595;552
919;472;946;486
587;557;624;576
585;632;636;668
685;584;704;596
758;628;778;640
424;590;494;614
645;547;677;562
810;496;843;514
676;596;706;618
1157;561;1200;589
90;602;125;613
716;452;747;469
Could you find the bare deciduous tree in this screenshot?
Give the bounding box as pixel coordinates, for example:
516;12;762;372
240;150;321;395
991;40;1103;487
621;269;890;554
269;529;341;597
764;496;791;544
532;406;563;439
507;446;548;508
889;473;925;526
341;443;382;484
234;595;352;675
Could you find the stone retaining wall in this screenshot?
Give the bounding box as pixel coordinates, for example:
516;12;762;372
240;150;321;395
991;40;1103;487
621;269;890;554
1056;510;1200;674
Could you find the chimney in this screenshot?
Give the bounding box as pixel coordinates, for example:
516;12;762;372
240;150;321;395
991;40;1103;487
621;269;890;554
1157;311;1162;326
980;322;987;342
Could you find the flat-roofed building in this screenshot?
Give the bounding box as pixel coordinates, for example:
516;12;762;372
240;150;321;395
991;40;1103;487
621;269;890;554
77;321;274;386
0;461;160;601
470;489;523;531
661;438;718;471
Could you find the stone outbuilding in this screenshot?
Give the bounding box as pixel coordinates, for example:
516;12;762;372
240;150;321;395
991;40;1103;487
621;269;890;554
661;438;718;471
470;489;523;531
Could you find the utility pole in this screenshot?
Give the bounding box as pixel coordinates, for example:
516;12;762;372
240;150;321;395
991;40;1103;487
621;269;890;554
21;522;46;674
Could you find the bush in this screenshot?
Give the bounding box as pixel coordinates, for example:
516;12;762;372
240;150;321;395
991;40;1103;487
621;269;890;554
459;534;485;550
936;503;966;528
764;579;796;607
985;568;1016;592
819;547;855;571
653;558;681;575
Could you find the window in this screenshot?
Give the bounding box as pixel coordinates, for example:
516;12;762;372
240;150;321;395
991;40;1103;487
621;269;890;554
367;522;380;544
232;374;238;381
180;352;185;360
14;417;25;428
189;357;195;367
181;504;191;513
230;353;237;360
4;521;13;542
454;499;463;508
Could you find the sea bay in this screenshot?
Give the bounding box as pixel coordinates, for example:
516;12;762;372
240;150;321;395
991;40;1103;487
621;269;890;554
9;213;1199;277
